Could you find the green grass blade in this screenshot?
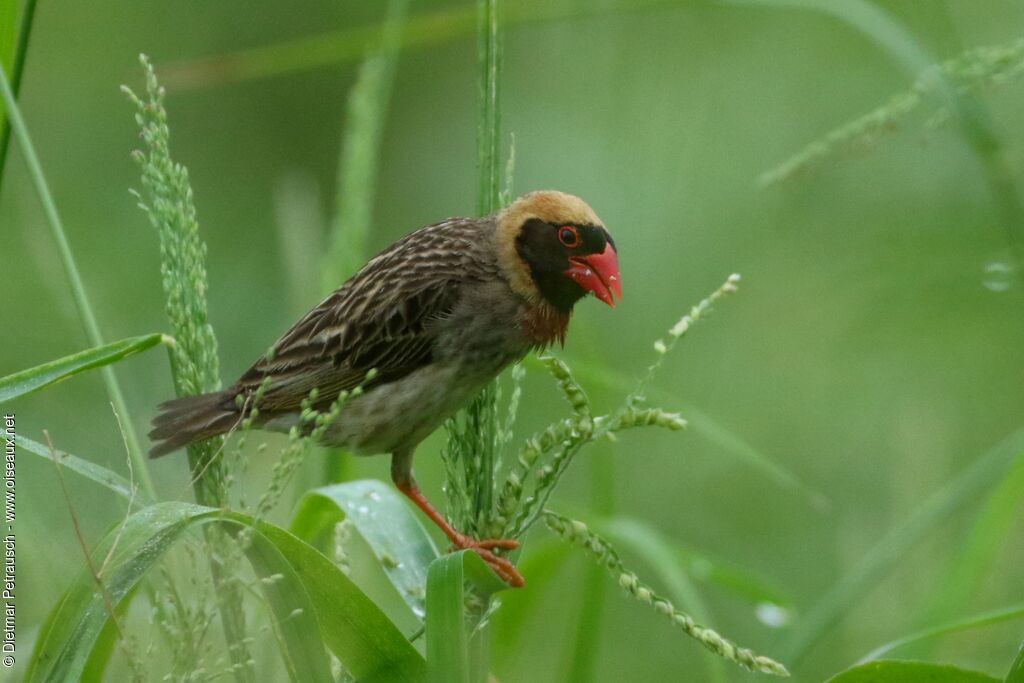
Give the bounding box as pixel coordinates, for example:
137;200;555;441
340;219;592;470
858;602;1024;663
0;61;155;499
743;0;1024;263
783;427;1024;664
564;563;609;683
241;527;335;682
16;435;153;506
551;503;792;609
1007;642;1024;683
260;520;427;683
321;0;408;294
491;538;570;668
0;0;38;191
826;660;1000;683
426;550;507;683
317;0;410;486
291;479;440;618
27;502;424;683
524;355;826;507
0;0;14;124
921;450;1024;626
427;553;469;683
0;334;167;403
597;517;740;683
79;590;131;682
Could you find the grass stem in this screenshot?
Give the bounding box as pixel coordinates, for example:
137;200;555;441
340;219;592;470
0;0;38;193
0;60;157;500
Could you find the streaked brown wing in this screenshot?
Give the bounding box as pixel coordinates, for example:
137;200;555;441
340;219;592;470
232;218;492;413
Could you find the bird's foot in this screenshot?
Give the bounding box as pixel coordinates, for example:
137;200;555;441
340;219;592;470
450;534;525;588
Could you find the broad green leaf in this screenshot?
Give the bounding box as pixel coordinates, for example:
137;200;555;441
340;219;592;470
80;585;136;682
922;451;1024;625
292;479;440;618
859;603;1024;662
826;660;1000;683
17;435;152;506
1007;642;1024;683
0;0;14;127
27;502;424;683
259;519;425;682
492;537;569;668
783;427;1024;664
0;333;167;403
426;550;507;683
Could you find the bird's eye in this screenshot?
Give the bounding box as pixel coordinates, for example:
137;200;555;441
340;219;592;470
558;226;581;248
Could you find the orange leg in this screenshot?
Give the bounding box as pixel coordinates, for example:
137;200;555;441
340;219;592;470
394;480;525;588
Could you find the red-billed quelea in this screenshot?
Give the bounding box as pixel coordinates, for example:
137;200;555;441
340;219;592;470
149;190;621;586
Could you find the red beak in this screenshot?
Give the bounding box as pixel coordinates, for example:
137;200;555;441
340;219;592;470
564;243;621;307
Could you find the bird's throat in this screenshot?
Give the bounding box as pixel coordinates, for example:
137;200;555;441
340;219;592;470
519;302;571;348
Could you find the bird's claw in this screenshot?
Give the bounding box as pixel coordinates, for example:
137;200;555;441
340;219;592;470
450;534;525;587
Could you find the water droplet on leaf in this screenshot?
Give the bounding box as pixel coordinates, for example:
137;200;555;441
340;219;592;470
983;260;1016;292
756;602;791;628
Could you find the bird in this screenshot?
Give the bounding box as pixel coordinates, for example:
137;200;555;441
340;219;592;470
148;190;621;586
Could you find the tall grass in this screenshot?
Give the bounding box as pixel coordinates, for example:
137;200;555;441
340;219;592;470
0;0;38;193
9;3;1023;681
123;55;252;681
755;1;1024;273
321;0;410;293
436;3;504;679
0;47;155;499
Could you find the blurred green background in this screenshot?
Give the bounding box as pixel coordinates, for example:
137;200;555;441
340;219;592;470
3;1;1024;681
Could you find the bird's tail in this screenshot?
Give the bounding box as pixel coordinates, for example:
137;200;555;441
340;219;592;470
148;391;239;458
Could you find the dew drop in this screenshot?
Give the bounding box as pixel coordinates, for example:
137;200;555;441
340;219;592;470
756;603;791;628
983;260;1016;292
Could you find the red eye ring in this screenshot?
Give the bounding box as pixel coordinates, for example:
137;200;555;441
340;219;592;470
558;225;581;248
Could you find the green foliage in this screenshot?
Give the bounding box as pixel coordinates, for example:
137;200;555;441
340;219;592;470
25;502;424;683
860;603;1024;662
0;0;38;190
1007;644;1024;683
441;0;505;546
922;451;1024;626
783;428;1024;664
544;510;788;675
425;551;508;683
0;333;167;403
321;0;409;294
123;56;220;402
0;45;154;498
8;3;1024;682
596;515;792;613
123;54;251;679
291;479;440;617
760;36;1024;187
0;1;15;130
825;660;1001;683
17;434;151;506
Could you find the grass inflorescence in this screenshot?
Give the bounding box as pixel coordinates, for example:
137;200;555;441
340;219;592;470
544;510;789;676
123;54;254;682
760;35;1024;187
123;54;225;504
12;14;796;682
441;267;788;673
